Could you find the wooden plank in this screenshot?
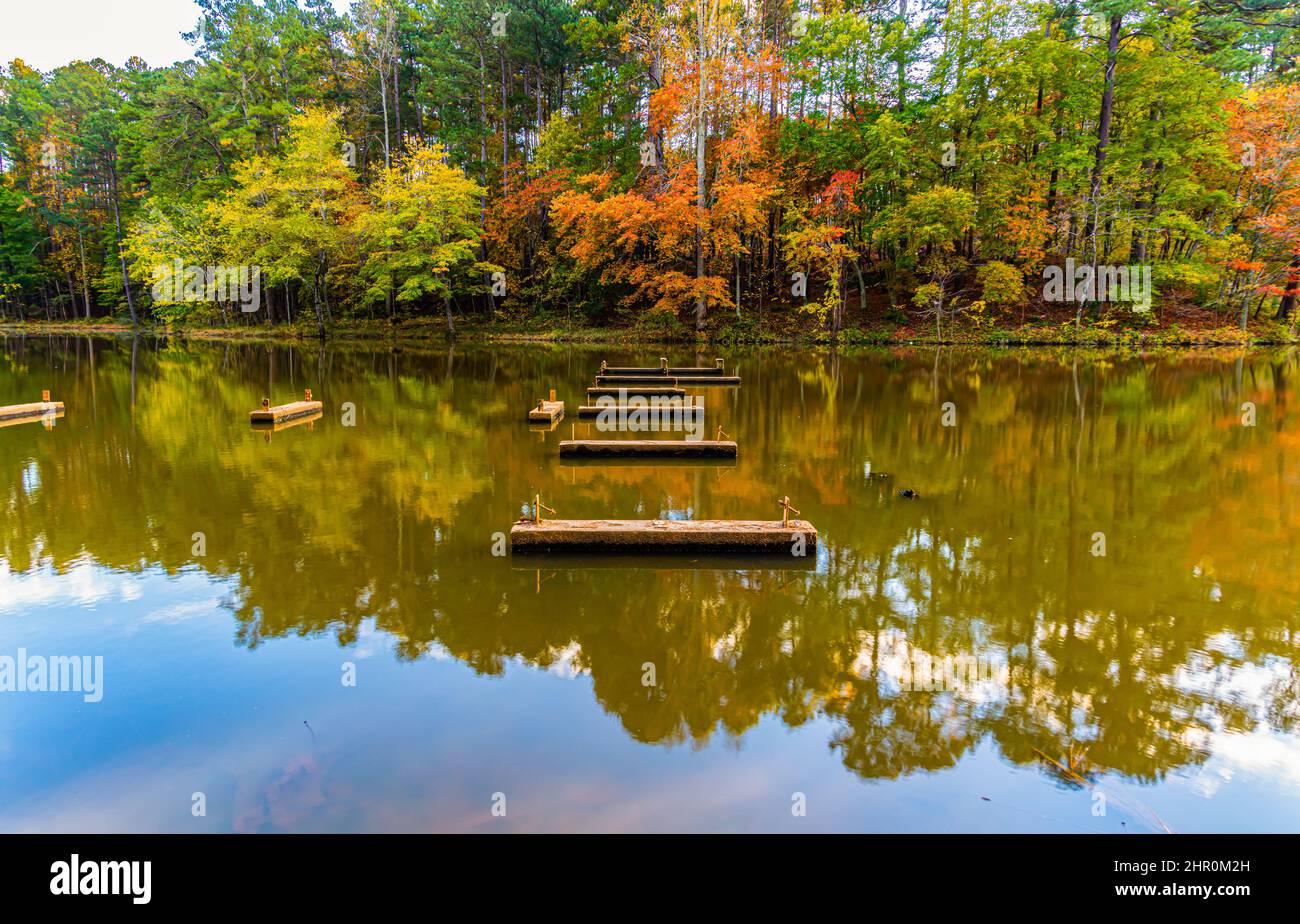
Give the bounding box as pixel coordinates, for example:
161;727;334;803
527;399;565;423
601;360;726;375
595;375;680;385
577;404;703;418
667;366;724;375
600;368;670;376
510;518;817;552
594;374;739;385
249;400;324;424
559;455;735;469
511;552;814;570
559;439;736;458
586;386;686;399
0;401;64;423
604;375;739;386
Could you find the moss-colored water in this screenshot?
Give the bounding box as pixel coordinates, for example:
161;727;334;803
1;336;1297;832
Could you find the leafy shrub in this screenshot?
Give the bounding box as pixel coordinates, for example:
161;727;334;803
976;260;1027;309
630;309;691;341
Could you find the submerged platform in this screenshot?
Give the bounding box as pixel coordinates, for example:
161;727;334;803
528;399;565;424
559;439;736;458
0;400;64;425
249;399;324;425
510;518;817;552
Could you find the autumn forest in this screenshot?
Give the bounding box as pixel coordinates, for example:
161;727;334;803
1;0;1299;341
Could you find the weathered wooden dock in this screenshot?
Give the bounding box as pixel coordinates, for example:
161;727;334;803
0;395;64;425
559;439;737;458
559;455;735;469
595;374;740;386
511;517;816;552
595;374;682;385
528;397;565;424
577;403;703;418
601;358;727;376
586;385;686;400
250;390;324;425
511;551;815;570
251;411;323;433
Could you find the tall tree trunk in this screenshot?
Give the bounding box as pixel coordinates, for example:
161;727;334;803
896;0;909;113
694;0;708;331
1277;253;1300;321
76;227;91;320
500;45;509;191
393;56;402;153
1085;14;1121;265
1129;105;1161;263
1079;12;1121;324
312;274;325;339
108;161;137;325
479;41;491;314
379;69;391;169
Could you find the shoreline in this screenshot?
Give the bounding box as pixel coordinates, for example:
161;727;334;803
1;318;1294;349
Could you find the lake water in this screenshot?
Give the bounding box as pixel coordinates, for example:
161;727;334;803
2;336;1298;832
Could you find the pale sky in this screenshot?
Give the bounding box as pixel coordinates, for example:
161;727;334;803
0;0;352;73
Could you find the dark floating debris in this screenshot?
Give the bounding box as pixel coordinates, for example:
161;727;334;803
898;489;919;499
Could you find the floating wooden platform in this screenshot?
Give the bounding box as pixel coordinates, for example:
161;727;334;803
510;518;817;552
595;374;682;385
602;360;726;375
577;404;703;418
511;552;814;570
249;399;324;425
559;455;735;469
586;386;686;400
0;400;64;425
528;399;564;424
250;411;323;433
596;374;740;386
559;439;737;458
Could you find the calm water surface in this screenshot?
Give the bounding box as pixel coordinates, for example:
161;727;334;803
2;336;1298;832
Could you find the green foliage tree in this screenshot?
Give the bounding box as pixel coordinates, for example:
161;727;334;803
356;141;487;333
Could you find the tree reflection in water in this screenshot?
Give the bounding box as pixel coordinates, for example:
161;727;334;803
2;335;1297;794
